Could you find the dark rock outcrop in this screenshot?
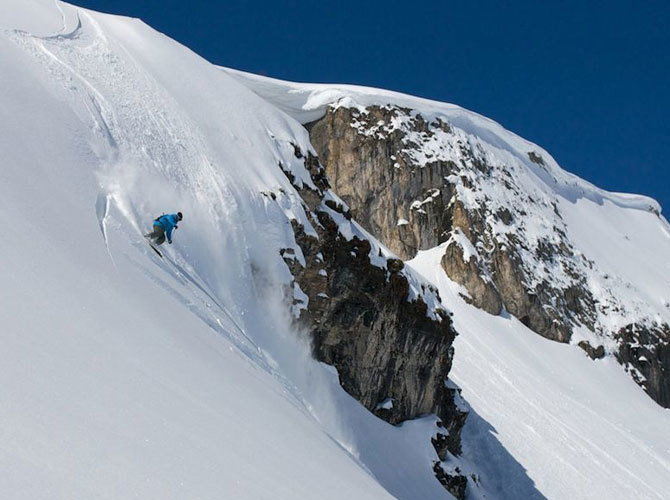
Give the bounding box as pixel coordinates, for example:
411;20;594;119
433;462;468;500
275;144;469;491
288;217;455;424
615;323;670;407
305;104;670;409
578;341;606;360
441;230;502;315
307;105;591;343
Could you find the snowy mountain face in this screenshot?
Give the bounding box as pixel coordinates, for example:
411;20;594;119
227;70;670;410
225;71;670;498
306;104;670;406
1;1;468;499
2;1;669;499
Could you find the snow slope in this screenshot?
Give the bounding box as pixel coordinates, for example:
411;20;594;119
410;247;670;500
223;70;670;498
0;1;457;498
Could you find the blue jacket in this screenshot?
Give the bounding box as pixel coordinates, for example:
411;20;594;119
154;214;179;241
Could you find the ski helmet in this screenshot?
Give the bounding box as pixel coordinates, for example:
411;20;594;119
177;211;183;221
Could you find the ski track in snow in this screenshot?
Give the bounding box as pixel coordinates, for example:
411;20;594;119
409;247;670;500
94;188;116;264
5;0;337;490
2;3;461;499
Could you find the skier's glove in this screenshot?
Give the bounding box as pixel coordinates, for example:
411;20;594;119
168;240;172;244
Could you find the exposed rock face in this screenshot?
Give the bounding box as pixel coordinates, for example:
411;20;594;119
274;145;469;492
615;323;670;407
307;106;453;259
308;105;590;344
578;341;606;360
433;462;468;500
306;104;670;408
441;229;502;315
287;218;454;424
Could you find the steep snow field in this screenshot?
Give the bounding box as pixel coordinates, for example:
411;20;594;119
0;1;455;499
224;70;670;498
410;248;670;500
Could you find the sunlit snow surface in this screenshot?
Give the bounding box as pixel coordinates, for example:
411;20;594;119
409;248;670;500
0;1;453;499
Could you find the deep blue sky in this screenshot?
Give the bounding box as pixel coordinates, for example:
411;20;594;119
73;0;669;212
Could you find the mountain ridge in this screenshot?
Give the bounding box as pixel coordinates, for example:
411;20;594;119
224;68;670;410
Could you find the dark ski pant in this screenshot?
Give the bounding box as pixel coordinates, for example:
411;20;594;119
146;225;166;245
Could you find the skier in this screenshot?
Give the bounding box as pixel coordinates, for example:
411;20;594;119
146;212;183;246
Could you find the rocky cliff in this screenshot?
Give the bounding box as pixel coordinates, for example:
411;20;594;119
306;104;670;408
273;145;470;498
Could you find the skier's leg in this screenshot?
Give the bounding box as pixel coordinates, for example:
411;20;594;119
146;225;165;244
154;227;166;245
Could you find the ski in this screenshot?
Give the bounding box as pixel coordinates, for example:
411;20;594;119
148;243;163;258
144;235;164;258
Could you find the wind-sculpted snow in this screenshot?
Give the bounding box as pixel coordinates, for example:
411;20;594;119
224;68;663;216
